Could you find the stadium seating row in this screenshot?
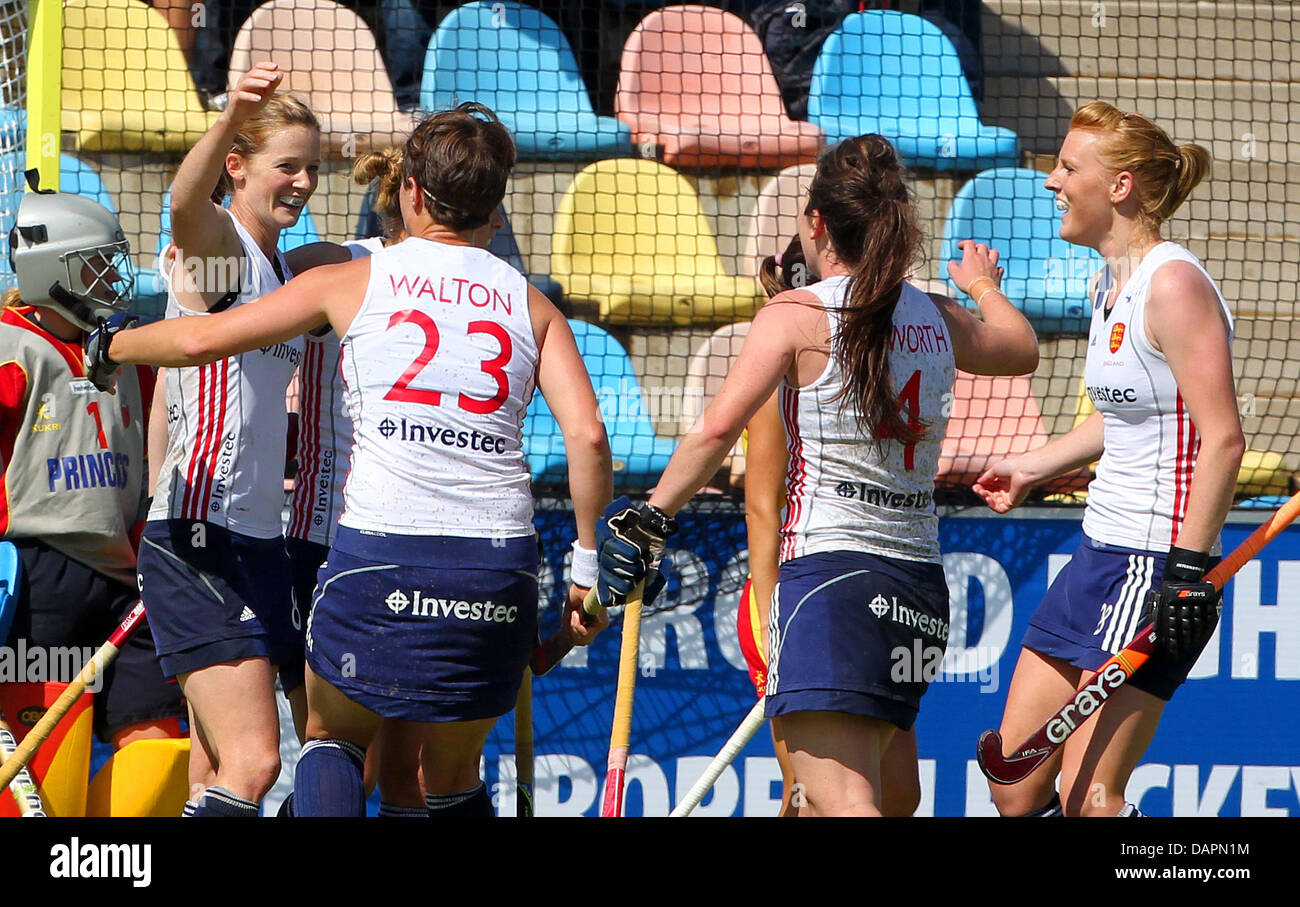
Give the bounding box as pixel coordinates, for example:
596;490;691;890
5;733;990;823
5;146;1284;498
61;0;1014;171
1;140;1098;336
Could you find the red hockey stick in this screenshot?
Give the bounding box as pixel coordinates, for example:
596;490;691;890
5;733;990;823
978;491;1300;785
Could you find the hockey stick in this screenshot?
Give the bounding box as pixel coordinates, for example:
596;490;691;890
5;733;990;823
0;713;46;817
515;668;534;818
978;490;1300;785
0;601;147;790
601;581;646;818
670;697;767;817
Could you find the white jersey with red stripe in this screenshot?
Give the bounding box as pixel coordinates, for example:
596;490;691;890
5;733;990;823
287;238;383;545
1081;242;1231;552
779;275;954;564
337;236;537;538
150;212;302;538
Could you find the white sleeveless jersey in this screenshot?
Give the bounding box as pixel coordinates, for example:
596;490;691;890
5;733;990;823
338;237;537;538
1081;242;1232;552
287;239;383;545
780;275;955;564
150;212;303;538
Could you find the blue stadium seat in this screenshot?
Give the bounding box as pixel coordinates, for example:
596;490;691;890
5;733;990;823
59;155;118;215
808;10;1018;171
136;189;324;318
0;148;123;294
420;1;633;161
524;319;677;488
940;167;1103;334
1237;495;1292;510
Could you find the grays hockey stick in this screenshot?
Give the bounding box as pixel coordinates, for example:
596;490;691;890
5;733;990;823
978;490;1300;784
670;697;766;817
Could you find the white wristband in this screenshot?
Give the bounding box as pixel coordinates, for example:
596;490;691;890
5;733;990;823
570;541;598;588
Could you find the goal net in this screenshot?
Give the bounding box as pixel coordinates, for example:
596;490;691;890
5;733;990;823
0;0;26;291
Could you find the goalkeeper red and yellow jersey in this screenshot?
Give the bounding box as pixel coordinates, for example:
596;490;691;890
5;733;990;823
0;305;149;585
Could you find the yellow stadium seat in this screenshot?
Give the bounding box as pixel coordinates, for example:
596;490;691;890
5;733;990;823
552;158;765;326
62;0;218;153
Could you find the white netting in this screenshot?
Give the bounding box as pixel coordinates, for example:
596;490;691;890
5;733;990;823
0;0;26;290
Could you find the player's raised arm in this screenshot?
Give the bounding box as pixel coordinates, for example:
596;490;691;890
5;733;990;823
937;239;1039;376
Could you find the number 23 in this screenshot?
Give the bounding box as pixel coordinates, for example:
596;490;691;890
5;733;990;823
383;310;512;414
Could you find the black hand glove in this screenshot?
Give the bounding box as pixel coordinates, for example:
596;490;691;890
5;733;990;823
595;496;676;608
83;313;139;392
1143;546;1221;661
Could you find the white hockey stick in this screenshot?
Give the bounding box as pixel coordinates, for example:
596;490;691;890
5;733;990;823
0;714;46;816
670;697;767;817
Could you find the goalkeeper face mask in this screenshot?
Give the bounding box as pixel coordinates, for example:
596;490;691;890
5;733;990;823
9;187;136;333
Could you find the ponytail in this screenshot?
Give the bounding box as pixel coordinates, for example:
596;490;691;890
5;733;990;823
352;146;405;241
807;136;925;444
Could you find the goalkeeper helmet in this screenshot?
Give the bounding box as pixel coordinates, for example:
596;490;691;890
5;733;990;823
8;187;135;332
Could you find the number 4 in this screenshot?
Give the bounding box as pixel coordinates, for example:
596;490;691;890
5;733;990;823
896;369;922;471
876;369;922;470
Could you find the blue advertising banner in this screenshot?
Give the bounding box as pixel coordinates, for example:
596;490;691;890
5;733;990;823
478;505;1300;817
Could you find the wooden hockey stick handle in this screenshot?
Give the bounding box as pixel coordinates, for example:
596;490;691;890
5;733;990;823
600;581;645;817
515;668;534;818
0;602;145;790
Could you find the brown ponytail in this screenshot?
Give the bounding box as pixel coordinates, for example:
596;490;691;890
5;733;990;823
806;135;925;445
352;146;405;241
758;235;808;298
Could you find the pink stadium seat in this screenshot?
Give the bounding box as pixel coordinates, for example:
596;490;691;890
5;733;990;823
228;0;415;158
616;5;825;169
937;372;1087;493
